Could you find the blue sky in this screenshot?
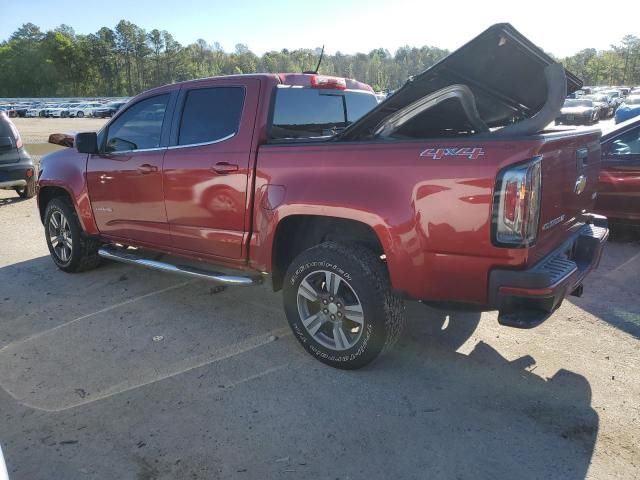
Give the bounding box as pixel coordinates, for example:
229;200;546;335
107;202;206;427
1;0;636;57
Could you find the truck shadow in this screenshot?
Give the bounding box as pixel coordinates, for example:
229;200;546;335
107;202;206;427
380;303;598;480
570;230;640;338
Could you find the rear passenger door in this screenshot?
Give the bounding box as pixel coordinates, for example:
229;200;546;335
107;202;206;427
162;78;260;260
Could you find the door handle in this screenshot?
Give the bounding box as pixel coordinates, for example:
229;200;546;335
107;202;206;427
137;164;158;174
211;162;239;174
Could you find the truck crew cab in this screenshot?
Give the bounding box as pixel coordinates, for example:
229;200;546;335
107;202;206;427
37;24;608;369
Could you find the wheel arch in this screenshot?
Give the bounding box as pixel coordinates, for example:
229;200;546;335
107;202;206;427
269;214;387;292
38;186;85;229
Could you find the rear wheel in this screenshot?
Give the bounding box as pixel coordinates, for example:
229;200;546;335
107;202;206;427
77;111;84;118
44;197;102;273
283;242;405;369
15;176;36;199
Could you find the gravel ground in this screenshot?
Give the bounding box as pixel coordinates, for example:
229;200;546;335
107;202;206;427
0;189;638;480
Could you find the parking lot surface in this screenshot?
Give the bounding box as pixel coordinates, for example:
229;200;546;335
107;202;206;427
1;158;639;478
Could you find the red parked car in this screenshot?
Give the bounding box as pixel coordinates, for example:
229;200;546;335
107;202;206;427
595;116;640;226
37;24;608;369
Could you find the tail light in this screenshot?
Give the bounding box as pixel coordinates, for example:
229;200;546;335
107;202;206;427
309;75;347;90
493;157;542;247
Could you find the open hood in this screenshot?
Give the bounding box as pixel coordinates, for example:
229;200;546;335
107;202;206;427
339;23;582;141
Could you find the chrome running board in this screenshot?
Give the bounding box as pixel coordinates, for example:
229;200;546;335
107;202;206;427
98;246;260;286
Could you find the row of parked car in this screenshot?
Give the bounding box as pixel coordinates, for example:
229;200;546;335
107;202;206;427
556;86;640;126
0;100;129;119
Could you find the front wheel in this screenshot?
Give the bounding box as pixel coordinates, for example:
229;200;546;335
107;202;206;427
77;111;84;118
283;242;405;369
44;197;102;273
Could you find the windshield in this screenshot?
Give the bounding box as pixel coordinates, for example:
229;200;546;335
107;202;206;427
625;96;640;105
270;88;378;139
564;99;592;108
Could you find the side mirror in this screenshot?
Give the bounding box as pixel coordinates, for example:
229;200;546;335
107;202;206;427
75;132;98;154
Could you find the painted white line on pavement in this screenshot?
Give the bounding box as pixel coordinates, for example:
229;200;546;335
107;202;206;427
0;327;292;412
0;281;193;354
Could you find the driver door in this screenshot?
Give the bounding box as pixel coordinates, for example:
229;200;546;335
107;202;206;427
87;92;176;246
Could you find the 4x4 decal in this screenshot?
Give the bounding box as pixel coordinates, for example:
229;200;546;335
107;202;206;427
420;147;485;160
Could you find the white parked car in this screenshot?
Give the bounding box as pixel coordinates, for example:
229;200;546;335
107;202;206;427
49;103;82;118
69;102;103;118
26;106;49;117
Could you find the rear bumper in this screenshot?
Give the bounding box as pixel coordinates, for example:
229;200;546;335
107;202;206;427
488;215;609;328
0;159;35;189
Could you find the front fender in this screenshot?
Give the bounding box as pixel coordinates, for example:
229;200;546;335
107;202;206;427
38;148;98;235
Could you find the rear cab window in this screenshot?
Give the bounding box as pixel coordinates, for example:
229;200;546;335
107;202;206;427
270;87;377;140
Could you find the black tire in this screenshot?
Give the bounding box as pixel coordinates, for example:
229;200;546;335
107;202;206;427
77;111;84;118
15;176;36;199
44;197;102;273
283;241;405;369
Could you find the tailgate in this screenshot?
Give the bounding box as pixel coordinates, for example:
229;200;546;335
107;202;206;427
529;129;602;264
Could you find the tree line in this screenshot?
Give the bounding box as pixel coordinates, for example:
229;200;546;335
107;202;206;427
0;21;638;98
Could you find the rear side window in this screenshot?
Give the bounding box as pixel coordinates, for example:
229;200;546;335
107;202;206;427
610;126;640;155
178;87;244;146
270;88;377;139
0;116;19;142
0;118;14;138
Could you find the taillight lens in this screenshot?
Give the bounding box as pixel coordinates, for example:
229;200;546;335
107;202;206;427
493;157;542;247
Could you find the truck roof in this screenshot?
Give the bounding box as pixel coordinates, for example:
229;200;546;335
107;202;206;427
142;73;374;96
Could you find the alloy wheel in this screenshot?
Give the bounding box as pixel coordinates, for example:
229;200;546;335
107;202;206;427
296;270;365;351
48;211;73;262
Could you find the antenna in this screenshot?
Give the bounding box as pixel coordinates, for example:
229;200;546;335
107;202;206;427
303;45;325;74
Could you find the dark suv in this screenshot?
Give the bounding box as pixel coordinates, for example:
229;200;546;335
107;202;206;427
0;112;36;198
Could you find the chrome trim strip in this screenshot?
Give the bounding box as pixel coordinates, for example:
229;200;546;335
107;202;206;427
106;146;166;155
167;133;236;150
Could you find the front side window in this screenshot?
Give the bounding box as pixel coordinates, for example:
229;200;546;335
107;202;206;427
609;127;640;156
104;94;169;153
178;87;244;146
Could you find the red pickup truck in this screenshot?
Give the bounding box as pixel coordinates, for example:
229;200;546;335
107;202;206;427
38;24;608;369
